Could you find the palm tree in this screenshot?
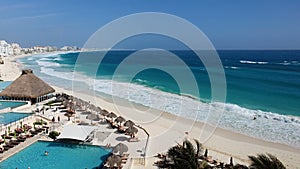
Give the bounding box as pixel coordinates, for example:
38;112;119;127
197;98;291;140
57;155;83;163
248;153;286;169
233;164;249;169
166;139;205;169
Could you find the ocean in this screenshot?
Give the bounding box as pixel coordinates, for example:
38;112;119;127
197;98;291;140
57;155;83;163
19;50;300;147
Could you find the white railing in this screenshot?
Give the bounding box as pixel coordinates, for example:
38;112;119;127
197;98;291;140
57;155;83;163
123;157;133;169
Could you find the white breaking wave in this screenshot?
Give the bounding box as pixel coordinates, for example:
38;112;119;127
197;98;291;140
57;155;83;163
25;51;70;62
279;60;300;66
39;58;53;61
225;66;240;70
240;60;268;64
36;60;61;67
257;61;268;64
135;78;149;84
39;67;300;148
53;57;62;61
240;60;256;64
35;53;64;67
40;67;74;81
31;53;59;59
40;67;93;84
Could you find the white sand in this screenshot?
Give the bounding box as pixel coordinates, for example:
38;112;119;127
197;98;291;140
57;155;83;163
0;55;27;81
2;54;300;168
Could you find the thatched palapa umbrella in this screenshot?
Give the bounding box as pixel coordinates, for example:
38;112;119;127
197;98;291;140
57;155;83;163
100;109;109;116
89;104;97;112
115;116;126;123
125;126;138;138
0;69;55;104
81;111;92;115
124;120;135;127
96;106;102;112
107;112;117;118
64;112;74;121
113;143;128;155
87;114;101;121
106;154;122;169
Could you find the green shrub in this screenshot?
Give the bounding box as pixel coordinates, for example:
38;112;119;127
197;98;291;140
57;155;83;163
48;131;60;140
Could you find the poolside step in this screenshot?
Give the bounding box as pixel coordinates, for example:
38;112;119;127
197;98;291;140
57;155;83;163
58;143;88;149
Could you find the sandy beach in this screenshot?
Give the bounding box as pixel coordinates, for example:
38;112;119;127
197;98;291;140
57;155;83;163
1;53;300;168
0;54;26;81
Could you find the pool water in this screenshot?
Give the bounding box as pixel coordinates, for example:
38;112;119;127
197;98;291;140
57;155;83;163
0;141;111;169
0;81;12;92
0;101;27;110
0;112;32;125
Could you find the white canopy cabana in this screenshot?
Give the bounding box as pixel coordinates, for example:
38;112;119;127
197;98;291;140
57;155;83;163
57;124;97;141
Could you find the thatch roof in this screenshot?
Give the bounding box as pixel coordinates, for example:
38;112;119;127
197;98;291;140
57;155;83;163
107;112;117;118
125;126;138;134
124;120;135;127
100;109;109;116
113;143;128;155
115;116;126;123
0;69;55;98
107;154;122;168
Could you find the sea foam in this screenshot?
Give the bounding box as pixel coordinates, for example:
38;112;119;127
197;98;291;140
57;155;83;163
38;66;300;148
37;60;61;67
20;52;300;148
240;60;268;64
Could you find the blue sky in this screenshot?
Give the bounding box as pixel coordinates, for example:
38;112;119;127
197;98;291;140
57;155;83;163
0;0;300;49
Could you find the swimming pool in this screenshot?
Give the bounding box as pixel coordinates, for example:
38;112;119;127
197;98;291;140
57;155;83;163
0;81;12;92
0;112;32;125
0;101;27;110
0;141;111;169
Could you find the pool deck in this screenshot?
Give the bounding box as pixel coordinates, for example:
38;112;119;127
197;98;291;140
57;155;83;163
0;98;149;168
0;133;49;162
0;106;52;163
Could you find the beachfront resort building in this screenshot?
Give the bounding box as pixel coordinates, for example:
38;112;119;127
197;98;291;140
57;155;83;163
0;69;55;104
0;40;13;57
0;39;80;56
0;40;22;57
11;43;22;55
60;46;80;51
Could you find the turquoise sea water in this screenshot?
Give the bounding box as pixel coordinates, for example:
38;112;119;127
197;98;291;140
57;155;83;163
0;141;111;169
0;112;32;125
19;50;300;147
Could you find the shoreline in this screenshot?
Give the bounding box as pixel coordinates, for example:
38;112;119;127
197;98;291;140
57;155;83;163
0;51;72;81
1;53;300;168
53;85;300;167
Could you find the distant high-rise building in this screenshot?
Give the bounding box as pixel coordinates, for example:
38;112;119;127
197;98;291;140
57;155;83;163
0;40;13;56
11;43;22;55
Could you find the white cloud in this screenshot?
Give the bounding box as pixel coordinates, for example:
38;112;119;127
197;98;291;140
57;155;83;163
0;13;61;23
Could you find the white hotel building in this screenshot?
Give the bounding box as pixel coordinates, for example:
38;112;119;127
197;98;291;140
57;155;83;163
0;40;13;56
0;40;22;57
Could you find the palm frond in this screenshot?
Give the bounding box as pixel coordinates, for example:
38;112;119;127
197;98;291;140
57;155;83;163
194;139;202;157
248;153;286;169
